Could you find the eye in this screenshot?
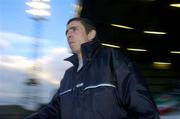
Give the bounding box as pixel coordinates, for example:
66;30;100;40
65;26;78;35
71;27;77;32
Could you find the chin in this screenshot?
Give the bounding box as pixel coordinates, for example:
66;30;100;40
70;49;77;54
72;49;80;54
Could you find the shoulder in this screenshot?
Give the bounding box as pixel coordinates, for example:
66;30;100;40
60;66;74;85
62;66;75;81
100;44;138;70
100;44;130;62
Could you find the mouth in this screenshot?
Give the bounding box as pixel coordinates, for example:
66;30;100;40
68;37;73;43
68;41;75;46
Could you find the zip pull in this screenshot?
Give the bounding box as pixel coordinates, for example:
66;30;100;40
76;83;84;88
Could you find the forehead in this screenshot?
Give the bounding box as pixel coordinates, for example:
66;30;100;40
67;20;84;28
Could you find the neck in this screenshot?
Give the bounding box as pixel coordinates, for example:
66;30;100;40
77;52;83;71
77;52;82;61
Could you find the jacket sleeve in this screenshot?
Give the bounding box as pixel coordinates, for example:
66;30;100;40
112;51;160;119
24;89;61;119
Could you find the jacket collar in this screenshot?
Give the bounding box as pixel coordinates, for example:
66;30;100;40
65;38;101;66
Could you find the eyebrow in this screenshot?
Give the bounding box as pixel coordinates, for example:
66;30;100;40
65;26;77;35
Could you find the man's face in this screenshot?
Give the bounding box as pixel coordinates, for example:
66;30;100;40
66;20;91;54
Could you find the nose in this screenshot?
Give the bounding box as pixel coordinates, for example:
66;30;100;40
66;28;73;37
66;31;74;43
66;31;72;40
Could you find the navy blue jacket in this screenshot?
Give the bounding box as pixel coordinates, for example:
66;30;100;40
25;39;160;119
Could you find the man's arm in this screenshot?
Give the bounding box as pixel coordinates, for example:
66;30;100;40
112;51;160;119
24;89;61;119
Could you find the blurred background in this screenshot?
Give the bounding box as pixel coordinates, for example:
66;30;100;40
0;0;180;119
0;0;75;118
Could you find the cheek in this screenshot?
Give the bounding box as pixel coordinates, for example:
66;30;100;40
78;36;87;44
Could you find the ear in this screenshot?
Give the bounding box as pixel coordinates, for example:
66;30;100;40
87;30;96;41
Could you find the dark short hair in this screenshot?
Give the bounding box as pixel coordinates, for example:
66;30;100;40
67;17;96;34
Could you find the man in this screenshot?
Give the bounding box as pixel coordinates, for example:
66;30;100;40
24;17;160;119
